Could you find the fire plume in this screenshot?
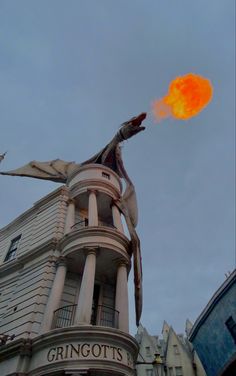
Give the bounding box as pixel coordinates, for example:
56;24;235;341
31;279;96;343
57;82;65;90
152;73;213;121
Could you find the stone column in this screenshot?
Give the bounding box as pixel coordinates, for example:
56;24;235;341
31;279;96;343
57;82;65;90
115;262;129;332
112;203;124;233
88;190;98;226
64;198;75;235
40;257;67;333
74;249;97;324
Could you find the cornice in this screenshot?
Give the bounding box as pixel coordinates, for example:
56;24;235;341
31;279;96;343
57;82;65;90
67;163;122;189
70;179;121;200
33;186;69;209
0;186;69;236
59;227;131;253
32;326;138;353
0;338;32;360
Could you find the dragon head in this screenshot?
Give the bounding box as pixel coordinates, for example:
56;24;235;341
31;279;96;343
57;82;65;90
119;112;146;141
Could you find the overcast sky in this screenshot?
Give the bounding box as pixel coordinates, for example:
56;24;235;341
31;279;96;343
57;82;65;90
0;0;235;336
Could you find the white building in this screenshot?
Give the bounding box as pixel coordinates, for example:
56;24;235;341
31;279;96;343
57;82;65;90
135;321;206;376
0;114;146;376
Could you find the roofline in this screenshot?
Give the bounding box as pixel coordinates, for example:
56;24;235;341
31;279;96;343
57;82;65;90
0;185;68;235
189;269;236;340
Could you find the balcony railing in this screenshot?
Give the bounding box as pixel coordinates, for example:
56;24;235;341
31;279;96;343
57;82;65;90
53;304;77;329
96;304;119;329
71;219;116;231
71;219;88;231
53;304;119;329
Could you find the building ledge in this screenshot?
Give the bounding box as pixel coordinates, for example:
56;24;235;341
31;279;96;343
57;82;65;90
59;226;132;256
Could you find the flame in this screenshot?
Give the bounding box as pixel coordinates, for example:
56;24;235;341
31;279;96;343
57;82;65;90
152;73;213;121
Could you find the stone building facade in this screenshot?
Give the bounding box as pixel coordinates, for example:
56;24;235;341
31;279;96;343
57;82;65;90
0;163;139;376
135;321;206;376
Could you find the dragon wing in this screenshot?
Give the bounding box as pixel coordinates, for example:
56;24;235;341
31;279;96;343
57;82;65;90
0;159;78;183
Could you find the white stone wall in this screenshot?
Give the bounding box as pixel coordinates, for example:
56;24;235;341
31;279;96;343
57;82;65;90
0;257;56;338
0;187;68;340
0;186;68;263
0;171;138;375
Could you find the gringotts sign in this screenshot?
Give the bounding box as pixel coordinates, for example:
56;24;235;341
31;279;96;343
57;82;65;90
46;342;134;368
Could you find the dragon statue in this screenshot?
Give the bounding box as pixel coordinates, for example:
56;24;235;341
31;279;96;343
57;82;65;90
0;112;147;325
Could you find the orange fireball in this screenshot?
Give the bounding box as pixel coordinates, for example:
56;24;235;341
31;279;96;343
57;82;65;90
152;73;213;121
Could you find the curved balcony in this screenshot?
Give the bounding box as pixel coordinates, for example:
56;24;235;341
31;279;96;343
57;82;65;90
60;224;131;264
30;326;139;376
53;304;119;330
71;219;116;231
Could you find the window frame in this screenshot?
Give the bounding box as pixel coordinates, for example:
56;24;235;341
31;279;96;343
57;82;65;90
145;346;152;357
225;316;236;343
4;235;21;262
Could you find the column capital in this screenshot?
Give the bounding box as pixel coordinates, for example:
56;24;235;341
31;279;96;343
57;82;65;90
48;255;59;265
67;197;76;206
56;256;67;267
87;188;97;195
115;258;129;268
84;247;99;256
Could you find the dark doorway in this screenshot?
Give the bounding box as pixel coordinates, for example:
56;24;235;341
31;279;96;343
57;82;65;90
91;284;100;325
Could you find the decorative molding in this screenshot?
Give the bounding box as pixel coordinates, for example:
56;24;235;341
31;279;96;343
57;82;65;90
56;256;67;267
67;197;76;206
0;186;69;236
87;188;97;195
83;247;99;257
70;179;120;201
59;227;131;256
67;163;122;190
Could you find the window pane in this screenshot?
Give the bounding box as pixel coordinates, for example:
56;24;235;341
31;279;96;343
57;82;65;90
8;250;17;261
225;316;236;342
145;346;151;357
4;235;21;262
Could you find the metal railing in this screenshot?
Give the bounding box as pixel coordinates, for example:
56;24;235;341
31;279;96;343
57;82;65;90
52;304;119;329
95;305;119;329
71;219;88;230
71;219;116;231
53;304;77;328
